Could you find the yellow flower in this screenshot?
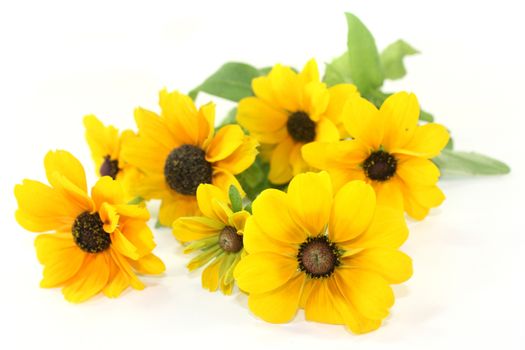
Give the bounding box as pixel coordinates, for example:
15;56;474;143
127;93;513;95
236;59;358;184
234;172;412;334
14;150;165;303
83;115;140;197
122;89;258;226
173;184;249;295
303;92;450;220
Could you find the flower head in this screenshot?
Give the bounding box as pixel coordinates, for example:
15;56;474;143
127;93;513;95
84;115;140;197
173;184;250;295
122;89;258;226
234;172;412;334
303;92;450;220
236;59;358;184
14;150;165;303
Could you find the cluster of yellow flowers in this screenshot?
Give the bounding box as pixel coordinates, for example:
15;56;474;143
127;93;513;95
14;58;451;334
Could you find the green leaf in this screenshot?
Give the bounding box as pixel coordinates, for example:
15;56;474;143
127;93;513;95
189;62;259;102
419;109;434;122
345;12;384;94
380;39;419;80
433;149;510;176
228;185;243;213
323;52;352;87
236;157;270;201
127;196;144;205
243;202;252;214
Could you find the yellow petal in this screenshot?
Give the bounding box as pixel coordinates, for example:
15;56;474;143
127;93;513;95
332;276;382;334
158;194;198;226
134;106;178;151
44;150;88;193
62;253;110;303
129;253;165;274
343;95;382;149
251;188;305;244
393;123;449;158
289;142;308;176
302;81;330;121
380;92;420;150
268;138;294;184
343;248;412;284
298;58;319;84
121;134;168;174
248;273;305;323
396;157;440;187
269;64;301;112
335;268;394;320
324;84;359;126
329;180;376;243
205;125;245;162
214;136;259;174
237;97;288;136
304;279;345;325
196;184;231;223
344;205;408;250
119;218;155;256
201;256;222;292
50;172;94;213
302;140;368;171
229;210;250;232
329;167;366;192
110;248;145;290
374;177;404;210
286;171;332;236
111;229;140;260
234;252;298;294
211;168;245;196
36;236;85;288
91;176;125;210
172;216;223;242
99;202;119;233
114;204;150;221
83;115;120;167
402;184;445;220
103;257;129;298
314;118;340;142
242;216;297;256
159;89;211;147
252;75;279;107
15;180;80;232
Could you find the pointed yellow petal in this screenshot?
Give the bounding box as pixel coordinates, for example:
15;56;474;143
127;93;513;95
324;84;359;126
129;253;165;274
196;184;231;223
236;97;288;135
343;95;382;149
314;118;340;142
393;123;449;158
302;81;330;121
214;135;259;175
380;92;420;150
172;216;223;243
111;229;140;260
158;194;198;226
201;256;222;292
268;138;294;184
206;125;245;162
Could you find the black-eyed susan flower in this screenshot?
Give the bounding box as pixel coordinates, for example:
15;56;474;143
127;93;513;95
14;150;165;303
234;172;412;334
84;115;140;197
173;184;249;295
122;89;258;226
303;92;450;220
236;59;358;184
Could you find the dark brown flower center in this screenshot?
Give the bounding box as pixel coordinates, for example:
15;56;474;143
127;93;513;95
287;111;316;143
164;145;213;196
298;236;341;278
100;155;119;179
363;150;397;182
218;226;243;253
72;212;111;253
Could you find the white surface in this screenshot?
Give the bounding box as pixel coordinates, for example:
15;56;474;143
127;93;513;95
1;0;524;349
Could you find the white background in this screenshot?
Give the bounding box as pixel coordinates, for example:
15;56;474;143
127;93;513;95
1;0;524;349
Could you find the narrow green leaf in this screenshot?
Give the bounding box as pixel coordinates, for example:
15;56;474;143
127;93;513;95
228;185;243;213
189;62;259;102
380;39;419;80
434;149;510;176
243;202;252;214
345;13;384;94
323;52;352;87
127;196;144;205
419;109;434;122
